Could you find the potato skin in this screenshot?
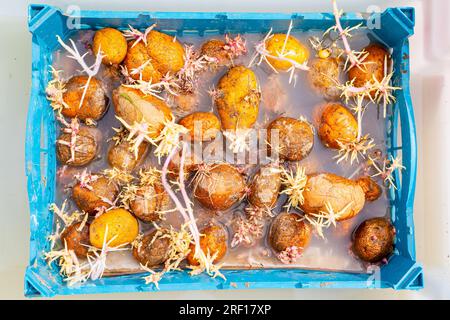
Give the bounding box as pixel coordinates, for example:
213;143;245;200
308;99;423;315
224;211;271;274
132;229;171;267
167;147;201;180
194;164;246;211
179;112;221;141
186;224;228;265
130;183;170;223
113;86;173;138
123;41;162;82
72;176;119;214
89;208;139;248
56;128;97;166
301;173;366;221
201;39;230;66
356;176;382;202
307;57;341;100
267;117;314;161
60;222;90;257
92;27;127;65
348;44;390;97
248;165;281;209
269;212;311;253
352;217;395;262
62;76;108;121
146;30;185;75
318;103;358;149
265;34;309;71
107;140;148;172
216;66;260;131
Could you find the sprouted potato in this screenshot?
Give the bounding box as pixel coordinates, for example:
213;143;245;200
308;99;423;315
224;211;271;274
123;41;162;82
133;229;171;267
352;217;395;263
92;28;128;65
60;222;90;257
107;138;149;172
56;127;97;166
265;34;309;71
186;224;228;265
146;30;185;75
307;57;341;100
179;112;221;142
248;164;282;209
356;176;382;202
128;181;170;223
318;103;358;149
201;39;230;66
72;175;119;214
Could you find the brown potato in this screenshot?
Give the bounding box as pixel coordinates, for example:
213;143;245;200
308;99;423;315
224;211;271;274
301;173;366;221
146;30;185;75
123;41;162;82
186;224;228;265
62;76;108;121
179;112;221;141
356;176;382;202
72;175;119;214
169;92;199;115
167;146;201;180
307;57;341;100
113;85;173;138
215;66;260;131
130;183;170;223
269;212;311;253
267;117;314;161
193;164;246;211
92;27;127;65
56;127;97;166
265;34;309;71
318;103;358;149
352;217;395;262
201;39;230;66
89;208;139;248
348;43;390;97
248;165;281;209
60;221;90;257
132;229;171;267
107;139;148;172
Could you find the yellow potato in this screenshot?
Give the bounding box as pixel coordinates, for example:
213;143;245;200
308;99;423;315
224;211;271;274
123;41;162;82
265;34;309;71
112;85;173;138
92;28;127;65
215;65;260;131
179;112;221;141
89;208;139;248
146;30;185;75
318;103;358;149
307;57;341;100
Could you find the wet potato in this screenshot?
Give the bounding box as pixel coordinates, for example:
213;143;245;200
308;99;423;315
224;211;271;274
215;66;260;131
194;163;246;211
356;176;382;202
62;76;108;121
93;27;128;65
301;173;366;221
89;208;139;248
60;221;90;257
267;117;314;161
107;139;148;172
186;224;228;265
72;175;119;214
169;92;199;115
146;30;185;75
167;146;201;180
133;229;171;267
56;127;97;167
179;112;221;141
265;34;309;71
307;57;341;100
200;39;230;66
318;103;358;149
123;41;162;82
248;165;282;209
352;217;395;263
269;212;311;253
130;183;170;223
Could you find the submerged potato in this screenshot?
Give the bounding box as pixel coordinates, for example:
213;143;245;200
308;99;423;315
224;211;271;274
248;165;282;209
167;146;201;180
133;229;171;267
123;41;162;82
113;85;173;138
107;139;148;172
92;27;127;65
169;92;199;115
356;176;382;202
267;117;314;161
146;30;185;75
265;34;309;71
348;44;390;96
352;217;395;262
72;175;119;214
215;66;260;131
56;128;97;166
179;112;221;141
62;76;108;121
201;39;230;66
130;183;170;223
90;208;139;248
60;222;90;257
269;212;311;253
186;224;228;265
193;164;246;211
307;57;341;100
301;173;366;221
318;103;358;149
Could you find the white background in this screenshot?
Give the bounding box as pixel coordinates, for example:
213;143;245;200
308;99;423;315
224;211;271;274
0;0;449;299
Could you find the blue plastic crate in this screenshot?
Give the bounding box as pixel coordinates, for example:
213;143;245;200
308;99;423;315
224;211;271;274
24;4;422;297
